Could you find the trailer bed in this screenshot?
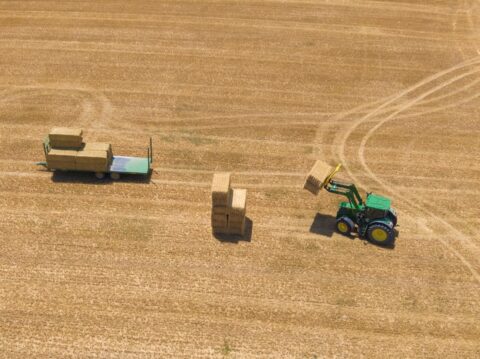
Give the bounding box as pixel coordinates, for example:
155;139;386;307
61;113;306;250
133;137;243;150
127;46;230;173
109;156;150;175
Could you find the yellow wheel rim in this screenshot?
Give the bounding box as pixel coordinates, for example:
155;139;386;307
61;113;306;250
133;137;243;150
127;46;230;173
337;222;349;233
371;228;388;242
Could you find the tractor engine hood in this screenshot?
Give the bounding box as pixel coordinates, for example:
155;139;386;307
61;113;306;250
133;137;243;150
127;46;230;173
365;193;391;211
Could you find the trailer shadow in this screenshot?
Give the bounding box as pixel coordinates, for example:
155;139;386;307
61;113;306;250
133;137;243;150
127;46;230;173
214;217;253;243
51;170;152;184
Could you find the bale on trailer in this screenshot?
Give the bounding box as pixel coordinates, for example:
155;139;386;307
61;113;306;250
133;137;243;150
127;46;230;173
75;150;109;172
49;127;83;149
83;142;113;160
46;149;78;170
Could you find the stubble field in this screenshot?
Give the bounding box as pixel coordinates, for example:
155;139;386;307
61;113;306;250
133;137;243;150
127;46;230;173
0;0;479;357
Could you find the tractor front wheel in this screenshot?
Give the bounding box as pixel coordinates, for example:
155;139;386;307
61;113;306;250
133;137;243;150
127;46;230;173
336;217;354;236
367;223;394;246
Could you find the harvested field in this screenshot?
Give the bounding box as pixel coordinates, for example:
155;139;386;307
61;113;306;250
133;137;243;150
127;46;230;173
1;0;480;357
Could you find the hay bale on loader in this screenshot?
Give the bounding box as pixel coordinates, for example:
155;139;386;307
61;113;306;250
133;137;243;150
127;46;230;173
304;161;341;195
48;127;83;149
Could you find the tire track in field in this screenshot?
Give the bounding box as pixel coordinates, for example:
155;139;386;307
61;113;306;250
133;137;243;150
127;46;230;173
337;57;480;283
0;84;113;136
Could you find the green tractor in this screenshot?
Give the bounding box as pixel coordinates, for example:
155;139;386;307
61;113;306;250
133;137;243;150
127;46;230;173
305;163;397;246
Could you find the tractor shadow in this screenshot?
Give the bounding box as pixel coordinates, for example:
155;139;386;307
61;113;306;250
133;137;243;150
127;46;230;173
214;217;253;243
51;170;152;185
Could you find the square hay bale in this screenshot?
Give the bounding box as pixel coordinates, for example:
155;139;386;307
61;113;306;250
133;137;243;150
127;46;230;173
49;127;83;148
75;150;108;172
304;161;333;191
228;222;245;236
229;189;247;216
47;160;77;171
212;213;228;228
212;226;229;235
83;142;113;156
83;142;110;151
304;180;320;195
212;206;229;215
83;142;113;165
211;172;231;206
228;216;245;228
46;149;78;162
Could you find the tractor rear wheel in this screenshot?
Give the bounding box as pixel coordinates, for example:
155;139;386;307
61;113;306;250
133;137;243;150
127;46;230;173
110;172;120;180
336;217;354;236
367;223;394;246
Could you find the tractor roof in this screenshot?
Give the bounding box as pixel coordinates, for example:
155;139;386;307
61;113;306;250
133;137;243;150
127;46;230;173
366;193;391;210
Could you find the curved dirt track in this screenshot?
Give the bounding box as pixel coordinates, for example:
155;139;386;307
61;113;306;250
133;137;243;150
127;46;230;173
0;1;479;358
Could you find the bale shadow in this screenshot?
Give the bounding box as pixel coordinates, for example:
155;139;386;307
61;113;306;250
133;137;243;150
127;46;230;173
51;170;152;185
309;213;337;238
214;217;253;243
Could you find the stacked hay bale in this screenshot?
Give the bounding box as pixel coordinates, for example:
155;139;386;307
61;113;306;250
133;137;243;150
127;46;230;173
304;160;334;195
211;173;231;234
49;127;83;149
45;128;113;173
211;173;248;236
46;149;78;171
228;189;247;236
77;142;113;172
46;128;84;170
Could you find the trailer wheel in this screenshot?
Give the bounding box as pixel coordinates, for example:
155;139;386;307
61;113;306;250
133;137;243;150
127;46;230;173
110;172;120;180
95;172;105;179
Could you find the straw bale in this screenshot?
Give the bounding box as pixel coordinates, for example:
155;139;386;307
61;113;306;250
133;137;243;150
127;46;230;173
75;150;108;171
76;150;108;164
304;180;320;195
83;142;113;157
212;226;229;234
211;173;231;206
47;149;78;162
228;222;245;236
49;127;83;148
47;161;76;170
212;206;229;215
229;218;245;228
305;160;333;187
229;189;247;216
212;213;228;222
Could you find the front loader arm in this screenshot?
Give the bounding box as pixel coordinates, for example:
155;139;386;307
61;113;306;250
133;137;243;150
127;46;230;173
325;180;364;210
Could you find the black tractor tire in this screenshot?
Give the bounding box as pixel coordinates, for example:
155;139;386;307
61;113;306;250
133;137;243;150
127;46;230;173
336;217;355;236
367;223;395;246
